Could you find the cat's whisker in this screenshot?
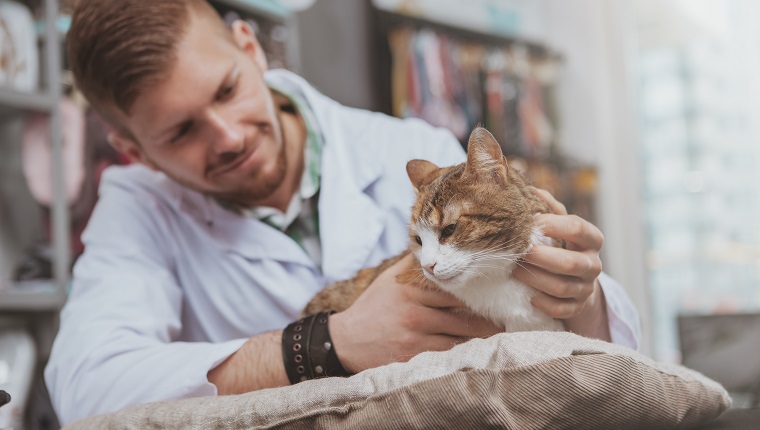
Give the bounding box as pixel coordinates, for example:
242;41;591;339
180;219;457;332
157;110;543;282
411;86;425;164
502;234;524;246
467;240;528;257
468;247;512;257
467;262;507;270
468;260;492;268
471;240;517;252
471;254;528;270
512;260;539;278
472;253;526;263
456;269;491;280
483;234;524;251
516;252;559;273
470;249;522;260
410;273;429;284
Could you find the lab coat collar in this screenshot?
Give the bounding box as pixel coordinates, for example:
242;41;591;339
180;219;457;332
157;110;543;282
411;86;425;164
264;69;385;191
180;192;316;268
275;70;386;282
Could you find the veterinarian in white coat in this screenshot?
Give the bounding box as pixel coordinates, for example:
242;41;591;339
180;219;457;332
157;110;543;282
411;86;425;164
46;69;640;424
46;2;640;424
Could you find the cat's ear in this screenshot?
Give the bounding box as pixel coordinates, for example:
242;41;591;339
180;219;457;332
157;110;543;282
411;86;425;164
407;159;440;191
465;127;508;182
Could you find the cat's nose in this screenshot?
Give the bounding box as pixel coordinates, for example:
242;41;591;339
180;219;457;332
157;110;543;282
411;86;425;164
423;263;436;275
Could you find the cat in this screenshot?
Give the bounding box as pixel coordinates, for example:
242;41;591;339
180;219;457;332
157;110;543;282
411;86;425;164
304;127;565;332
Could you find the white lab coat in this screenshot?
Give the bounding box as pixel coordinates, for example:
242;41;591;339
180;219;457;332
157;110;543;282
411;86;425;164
45;70;640;424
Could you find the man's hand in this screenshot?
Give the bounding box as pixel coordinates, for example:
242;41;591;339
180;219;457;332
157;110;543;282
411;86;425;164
210;254;500;394
329;253;501;373
512;187;612;341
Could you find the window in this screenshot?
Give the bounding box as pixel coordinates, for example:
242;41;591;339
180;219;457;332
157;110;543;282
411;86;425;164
633;0;760;362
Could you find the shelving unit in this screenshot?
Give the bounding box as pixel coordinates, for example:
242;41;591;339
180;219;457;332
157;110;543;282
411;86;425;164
212;0;289;21
0;3;66;428
367;3;599;225
209;0;301;72
0;88;54;115
0;0;68;311
0;1;298;427
0;0;297;315
369;5;562;150
0;281;65;312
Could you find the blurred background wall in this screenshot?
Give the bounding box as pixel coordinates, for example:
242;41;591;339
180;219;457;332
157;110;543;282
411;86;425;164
3;0;760;425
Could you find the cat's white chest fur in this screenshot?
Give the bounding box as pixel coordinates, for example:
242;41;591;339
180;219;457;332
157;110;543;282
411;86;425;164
418;225;564;332
457;266;564;332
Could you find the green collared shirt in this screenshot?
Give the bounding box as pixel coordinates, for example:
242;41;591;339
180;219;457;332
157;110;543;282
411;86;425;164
242;85;324;268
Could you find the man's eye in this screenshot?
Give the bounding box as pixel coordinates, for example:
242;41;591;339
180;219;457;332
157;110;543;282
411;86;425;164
218;81;238;100
441;223;457;238
171;122;193;142
415;235;422;245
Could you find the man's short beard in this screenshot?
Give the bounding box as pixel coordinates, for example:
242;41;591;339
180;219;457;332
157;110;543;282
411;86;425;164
151;137;289;211
229;145;288;203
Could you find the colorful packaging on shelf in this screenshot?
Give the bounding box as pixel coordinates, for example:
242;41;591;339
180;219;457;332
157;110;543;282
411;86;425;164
0;0;39;92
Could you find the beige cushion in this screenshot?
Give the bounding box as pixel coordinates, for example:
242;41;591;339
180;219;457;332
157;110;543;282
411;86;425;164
65;332;731;429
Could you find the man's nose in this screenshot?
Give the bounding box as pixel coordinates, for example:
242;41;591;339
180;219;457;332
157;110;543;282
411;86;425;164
207;108;244;154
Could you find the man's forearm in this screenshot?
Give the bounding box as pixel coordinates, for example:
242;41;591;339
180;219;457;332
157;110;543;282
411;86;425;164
207;330;289;395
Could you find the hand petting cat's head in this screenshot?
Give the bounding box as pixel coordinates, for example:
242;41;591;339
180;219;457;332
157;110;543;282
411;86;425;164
406;127;548;292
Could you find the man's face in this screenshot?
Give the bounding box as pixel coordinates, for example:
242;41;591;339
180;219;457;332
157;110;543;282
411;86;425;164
120;16;286;205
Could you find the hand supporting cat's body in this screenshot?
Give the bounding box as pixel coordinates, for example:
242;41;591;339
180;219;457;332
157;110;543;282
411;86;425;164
305;127;564;333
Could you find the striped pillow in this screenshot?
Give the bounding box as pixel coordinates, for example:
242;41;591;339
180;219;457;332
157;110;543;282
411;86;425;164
65;332;731;430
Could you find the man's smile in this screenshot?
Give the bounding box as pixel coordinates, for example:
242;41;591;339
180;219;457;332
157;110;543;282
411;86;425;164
208;139;262;177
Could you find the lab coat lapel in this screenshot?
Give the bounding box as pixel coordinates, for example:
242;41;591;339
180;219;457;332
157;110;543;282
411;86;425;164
184;172;383;280
310;97;386;283
221;217;317;267
318;155;385;283
177;190;316;268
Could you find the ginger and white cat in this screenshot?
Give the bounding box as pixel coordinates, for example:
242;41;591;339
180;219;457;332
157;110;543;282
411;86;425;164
305;127;564;332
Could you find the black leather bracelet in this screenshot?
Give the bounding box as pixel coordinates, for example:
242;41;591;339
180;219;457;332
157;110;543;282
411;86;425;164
282;310;353;384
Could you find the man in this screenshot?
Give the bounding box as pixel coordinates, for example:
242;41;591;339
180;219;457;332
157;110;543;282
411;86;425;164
46;0;640;424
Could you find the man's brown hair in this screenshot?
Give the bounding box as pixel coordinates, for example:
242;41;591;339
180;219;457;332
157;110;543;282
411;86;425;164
67;0;227;128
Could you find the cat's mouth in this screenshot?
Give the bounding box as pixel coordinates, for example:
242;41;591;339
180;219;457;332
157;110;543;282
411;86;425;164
423;269;463;284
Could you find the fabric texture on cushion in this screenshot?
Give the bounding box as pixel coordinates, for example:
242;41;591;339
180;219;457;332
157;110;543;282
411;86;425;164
64;332;731;429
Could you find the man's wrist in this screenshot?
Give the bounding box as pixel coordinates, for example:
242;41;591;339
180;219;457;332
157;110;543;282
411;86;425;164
566;279;612;341
281;311;353;384
326;310;360;374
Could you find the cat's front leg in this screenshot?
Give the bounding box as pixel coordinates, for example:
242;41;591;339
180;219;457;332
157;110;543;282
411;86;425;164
302;252;409;316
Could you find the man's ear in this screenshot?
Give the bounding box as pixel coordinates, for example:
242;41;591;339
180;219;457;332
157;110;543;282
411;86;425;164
107;131;158;171
230;20;268;72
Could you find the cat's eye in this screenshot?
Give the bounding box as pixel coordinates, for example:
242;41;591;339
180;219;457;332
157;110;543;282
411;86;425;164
441;223;457;238
415;235;422;245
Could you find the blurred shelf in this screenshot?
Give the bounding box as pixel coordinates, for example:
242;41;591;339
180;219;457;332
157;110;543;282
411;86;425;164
0;279;66;312
35;14;71;39
0;87;53;116
210;0;290;21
